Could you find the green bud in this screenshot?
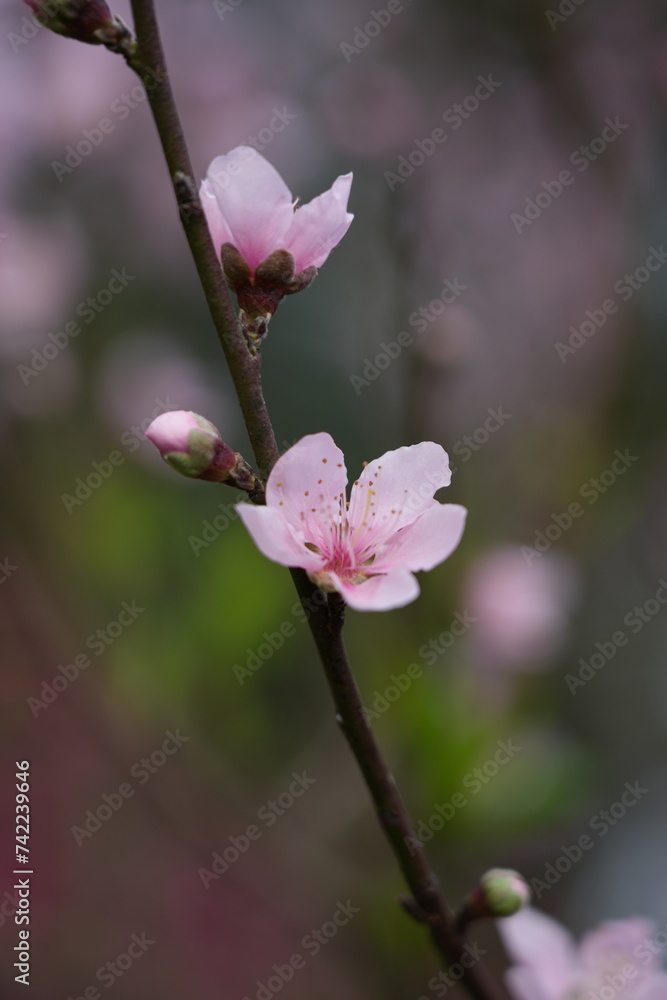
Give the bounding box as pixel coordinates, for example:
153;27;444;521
479;869;531;917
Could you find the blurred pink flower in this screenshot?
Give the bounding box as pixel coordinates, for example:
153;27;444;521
93;329;232;456
200;146;353;274
237;433;466;612
29;32;129;142
0;213;88;354
464;546;579;669
499;907;667;1000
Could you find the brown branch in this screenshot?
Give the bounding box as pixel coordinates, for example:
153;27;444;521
290;582;506;1000
124;3;278;480
122;3;506;997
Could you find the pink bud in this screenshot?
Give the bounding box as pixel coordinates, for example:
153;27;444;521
145;410;234;482
145;411;259;492
145;411;213;457
23;0;131;48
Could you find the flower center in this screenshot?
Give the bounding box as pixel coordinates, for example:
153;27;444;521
306;530;376;588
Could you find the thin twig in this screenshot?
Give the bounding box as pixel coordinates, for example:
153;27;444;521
124;3;506;996
290;583;506;1000
124;4;278;480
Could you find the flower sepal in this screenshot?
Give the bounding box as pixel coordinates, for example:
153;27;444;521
221;244;317;337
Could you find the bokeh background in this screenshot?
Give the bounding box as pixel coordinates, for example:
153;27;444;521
2;0;667;996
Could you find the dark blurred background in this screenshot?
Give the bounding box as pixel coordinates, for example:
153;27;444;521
1;0;667;996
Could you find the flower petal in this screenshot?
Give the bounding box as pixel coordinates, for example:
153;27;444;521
284;173;354;273
333;568;420;612
498;909;578;1000
145;410;213;455
580;919;658;976
266;433;348;551
236;504;323;572
635;973;667;1000
505;965;555;1000
373;503;467;573
200;177;235;257
347;441;453;555
204;147;294;272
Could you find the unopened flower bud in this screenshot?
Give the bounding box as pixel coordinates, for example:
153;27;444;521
478;869;531;918
23;0;132;50
455;869;531;932
145;411;258;492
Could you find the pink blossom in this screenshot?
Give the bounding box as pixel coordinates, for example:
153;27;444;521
499;907;667;1000
200;146;353;275
145;411;215;456
145;410;237;482
464;546;579;669
236;433;466;612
